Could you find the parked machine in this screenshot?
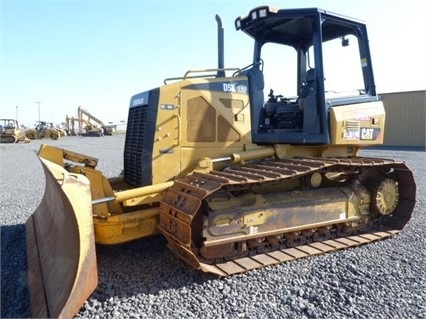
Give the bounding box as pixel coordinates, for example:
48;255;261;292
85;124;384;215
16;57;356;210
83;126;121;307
64;115;78;136
64;115;91;136
55;125;68;138
25;121;61;140
26;6;416;318
77;106;114;136
0;119;29;143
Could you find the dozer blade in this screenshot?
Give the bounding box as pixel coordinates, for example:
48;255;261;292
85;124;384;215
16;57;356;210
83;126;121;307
25;157;98;318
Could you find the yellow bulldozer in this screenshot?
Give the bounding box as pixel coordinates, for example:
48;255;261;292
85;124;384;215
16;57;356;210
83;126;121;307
26;6;416;318
0;118;30;143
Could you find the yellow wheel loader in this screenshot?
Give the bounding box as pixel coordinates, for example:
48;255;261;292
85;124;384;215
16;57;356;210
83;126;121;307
26;6;416;318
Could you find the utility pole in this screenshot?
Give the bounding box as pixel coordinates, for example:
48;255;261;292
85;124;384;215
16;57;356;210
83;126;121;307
35;101;42;122
16;106;18;122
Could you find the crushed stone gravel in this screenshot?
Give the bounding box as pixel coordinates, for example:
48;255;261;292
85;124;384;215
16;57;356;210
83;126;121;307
1;137;425;318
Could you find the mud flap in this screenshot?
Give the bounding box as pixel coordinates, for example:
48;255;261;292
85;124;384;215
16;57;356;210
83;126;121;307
25;158;98;318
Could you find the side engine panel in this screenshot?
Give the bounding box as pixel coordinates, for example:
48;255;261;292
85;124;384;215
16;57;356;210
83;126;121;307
329;101;386;145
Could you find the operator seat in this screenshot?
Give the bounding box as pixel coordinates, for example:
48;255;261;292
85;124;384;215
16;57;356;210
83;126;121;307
298;68;320;134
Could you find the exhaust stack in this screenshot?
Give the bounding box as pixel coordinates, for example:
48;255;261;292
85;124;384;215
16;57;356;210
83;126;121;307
215;14;225;77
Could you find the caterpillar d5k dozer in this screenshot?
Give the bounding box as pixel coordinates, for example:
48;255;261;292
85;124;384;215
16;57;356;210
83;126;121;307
25;6;416;318
0;119;30;143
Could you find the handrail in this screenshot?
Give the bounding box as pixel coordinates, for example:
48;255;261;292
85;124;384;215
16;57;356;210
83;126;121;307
172;114;181;147
164;67;241;85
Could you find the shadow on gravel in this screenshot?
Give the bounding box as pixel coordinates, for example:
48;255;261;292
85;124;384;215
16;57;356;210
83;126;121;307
92;234;217;303
1;224;31;318
1;224;217;317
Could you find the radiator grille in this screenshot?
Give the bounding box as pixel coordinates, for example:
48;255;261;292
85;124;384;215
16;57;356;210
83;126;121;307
124;105;152;186
124;105;147;186
124;89;159;186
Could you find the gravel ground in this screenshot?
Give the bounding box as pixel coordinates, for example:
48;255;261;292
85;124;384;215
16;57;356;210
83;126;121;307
1;136;425;319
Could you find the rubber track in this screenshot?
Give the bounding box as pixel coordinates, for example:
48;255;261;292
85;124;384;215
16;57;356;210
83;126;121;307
158;156;416;276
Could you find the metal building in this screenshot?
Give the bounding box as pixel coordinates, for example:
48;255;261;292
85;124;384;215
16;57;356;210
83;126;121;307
379;90;425;147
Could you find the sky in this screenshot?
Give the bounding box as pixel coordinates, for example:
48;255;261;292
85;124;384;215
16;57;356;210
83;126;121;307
0;0;425;127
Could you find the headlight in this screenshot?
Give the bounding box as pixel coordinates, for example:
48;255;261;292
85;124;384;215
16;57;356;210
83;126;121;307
259;9;267;18
236;6;278;30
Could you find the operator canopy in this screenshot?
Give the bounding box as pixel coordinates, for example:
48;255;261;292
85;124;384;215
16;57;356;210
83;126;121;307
235;6;364;50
